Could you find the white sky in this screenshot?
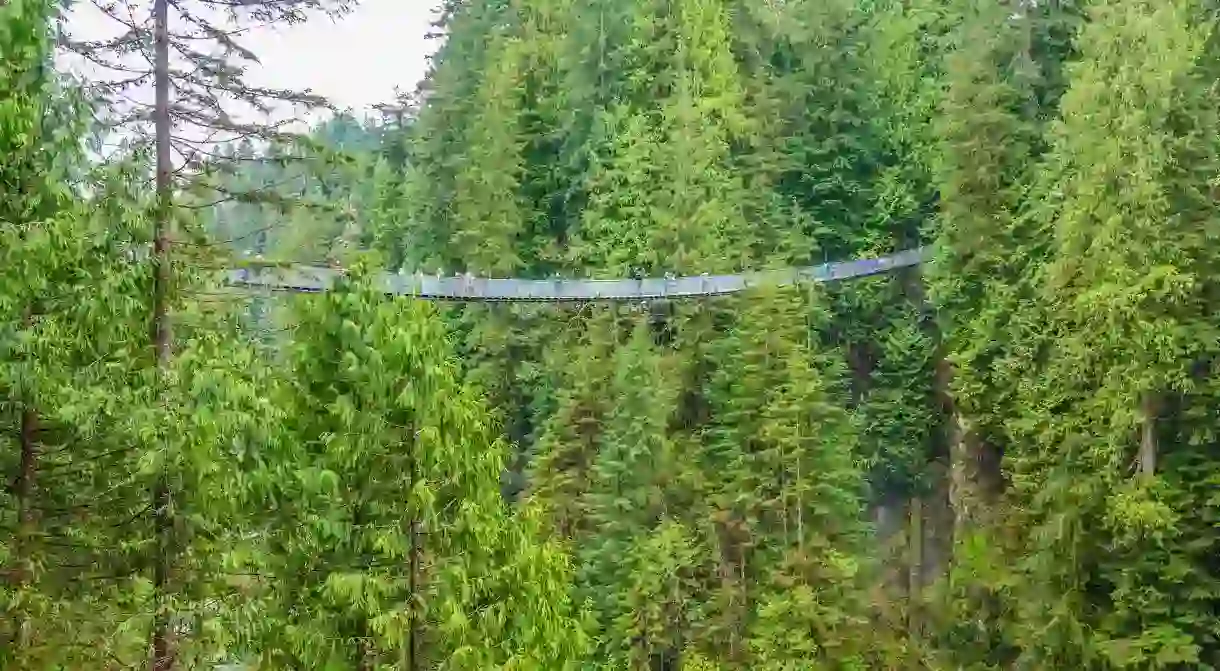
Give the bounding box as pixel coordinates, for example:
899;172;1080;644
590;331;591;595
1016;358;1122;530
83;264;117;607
241;0;439;114
63;0;440;130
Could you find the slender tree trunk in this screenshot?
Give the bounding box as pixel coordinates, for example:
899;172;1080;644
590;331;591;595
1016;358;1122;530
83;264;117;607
151;0;175;667
10;405;39;656
907;495;923;638
16;312;40;543
16;407;37;540
151;0;172;361
1138;393;1159;480
15;311;38;544
151;0;172;371
356;628;373;671
407;421;421;671
5;305;42;666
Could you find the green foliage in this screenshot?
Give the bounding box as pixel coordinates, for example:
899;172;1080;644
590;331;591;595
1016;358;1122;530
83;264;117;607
242;264;589;669
9;0;1220;667
1001;0;1220;665
196;114;391;267
916;0;1220;667
380;0;1220;666
0;0;154;663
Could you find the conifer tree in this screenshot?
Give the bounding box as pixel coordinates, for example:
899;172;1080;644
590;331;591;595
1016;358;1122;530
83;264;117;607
0;5;274;664
356;0;1220;666
0;0;91;662
1001;0;1220;664
62;2;360;667
567;319;697;669
914;2;1049;663
244;265;589;669
704;287;875;669
563;0;753;275
0;1;165;664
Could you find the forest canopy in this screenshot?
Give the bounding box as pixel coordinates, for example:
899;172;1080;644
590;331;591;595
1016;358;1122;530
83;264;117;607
4;0;1220;669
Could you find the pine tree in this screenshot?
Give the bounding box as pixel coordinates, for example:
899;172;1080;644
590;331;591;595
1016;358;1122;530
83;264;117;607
349;0;1220;666
565;0;754;276
916;2;1050;663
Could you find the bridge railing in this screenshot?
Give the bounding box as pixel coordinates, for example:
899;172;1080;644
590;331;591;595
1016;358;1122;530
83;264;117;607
224;247;929;302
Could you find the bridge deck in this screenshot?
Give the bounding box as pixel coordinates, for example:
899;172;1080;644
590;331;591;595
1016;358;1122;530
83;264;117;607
225;247;928;302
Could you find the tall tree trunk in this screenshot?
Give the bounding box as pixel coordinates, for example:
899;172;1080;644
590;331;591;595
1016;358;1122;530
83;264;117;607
939;358;1004;535
9;405;39;656
407;421;421;671
16;407;37;544
15;311;39;547
151;0;174;667
1138;393;1159;480
15;311;38;546
906;495;923;637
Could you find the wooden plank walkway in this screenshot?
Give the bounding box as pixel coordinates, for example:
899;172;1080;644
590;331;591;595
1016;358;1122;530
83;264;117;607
225;247;928;302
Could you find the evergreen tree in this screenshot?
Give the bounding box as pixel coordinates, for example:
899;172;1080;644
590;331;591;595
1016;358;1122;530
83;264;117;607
0;1;157;664
244;265;590;669
1001;0;1220;665
7;0;1216;666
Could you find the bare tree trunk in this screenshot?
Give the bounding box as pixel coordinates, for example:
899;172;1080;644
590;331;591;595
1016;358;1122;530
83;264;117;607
151;0;174;667
935;358;1003;538
151;0;172;367
1138;393;1159;481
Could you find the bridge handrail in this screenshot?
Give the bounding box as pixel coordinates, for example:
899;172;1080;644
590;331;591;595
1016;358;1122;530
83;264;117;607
224;247;929;302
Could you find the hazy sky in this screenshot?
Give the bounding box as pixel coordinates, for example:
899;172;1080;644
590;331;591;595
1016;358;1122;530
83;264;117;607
243;0;439;113
64;0;440;123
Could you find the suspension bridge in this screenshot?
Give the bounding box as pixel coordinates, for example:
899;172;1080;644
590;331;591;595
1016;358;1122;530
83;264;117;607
225;247;929;302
